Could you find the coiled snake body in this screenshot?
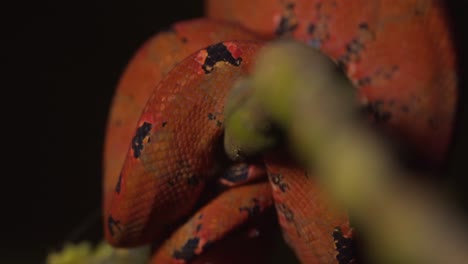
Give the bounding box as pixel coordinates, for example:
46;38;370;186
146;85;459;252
103;1;456;263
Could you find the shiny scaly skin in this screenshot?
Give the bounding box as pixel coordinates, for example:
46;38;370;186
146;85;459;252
264;153;353;263
103;0;457;263
150;182;274;263
105;40;264;244
103;19;262;216
103;19;278;263
207;0;457;163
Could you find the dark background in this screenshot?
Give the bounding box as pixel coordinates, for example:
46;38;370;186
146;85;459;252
4;1;468;263
5;1;204;262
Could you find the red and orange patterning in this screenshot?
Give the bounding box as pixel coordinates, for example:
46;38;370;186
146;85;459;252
103;1;457;263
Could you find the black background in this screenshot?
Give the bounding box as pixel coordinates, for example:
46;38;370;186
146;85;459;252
4;1;468;263
5;1;204;262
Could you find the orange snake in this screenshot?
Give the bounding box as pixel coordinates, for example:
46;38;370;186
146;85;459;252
103;1;457;263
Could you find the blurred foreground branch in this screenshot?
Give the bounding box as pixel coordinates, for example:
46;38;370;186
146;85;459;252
47;40;467;264
224;40;468;264
46;242;149;264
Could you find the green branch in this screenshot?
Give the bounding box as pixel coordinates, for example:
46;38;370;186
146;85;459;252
224;40;468;264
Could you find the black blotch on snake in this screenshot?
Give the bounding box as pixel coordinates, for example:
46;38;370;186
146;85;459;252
239;198;261;218
107;215;122;237
132;122;152;158
275;2;298;35
333;227;358;264
172;237;200;261
201;42;242;74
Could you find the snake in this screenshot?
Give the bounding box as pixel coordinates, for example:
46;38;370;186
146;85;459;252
103;0;457;263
